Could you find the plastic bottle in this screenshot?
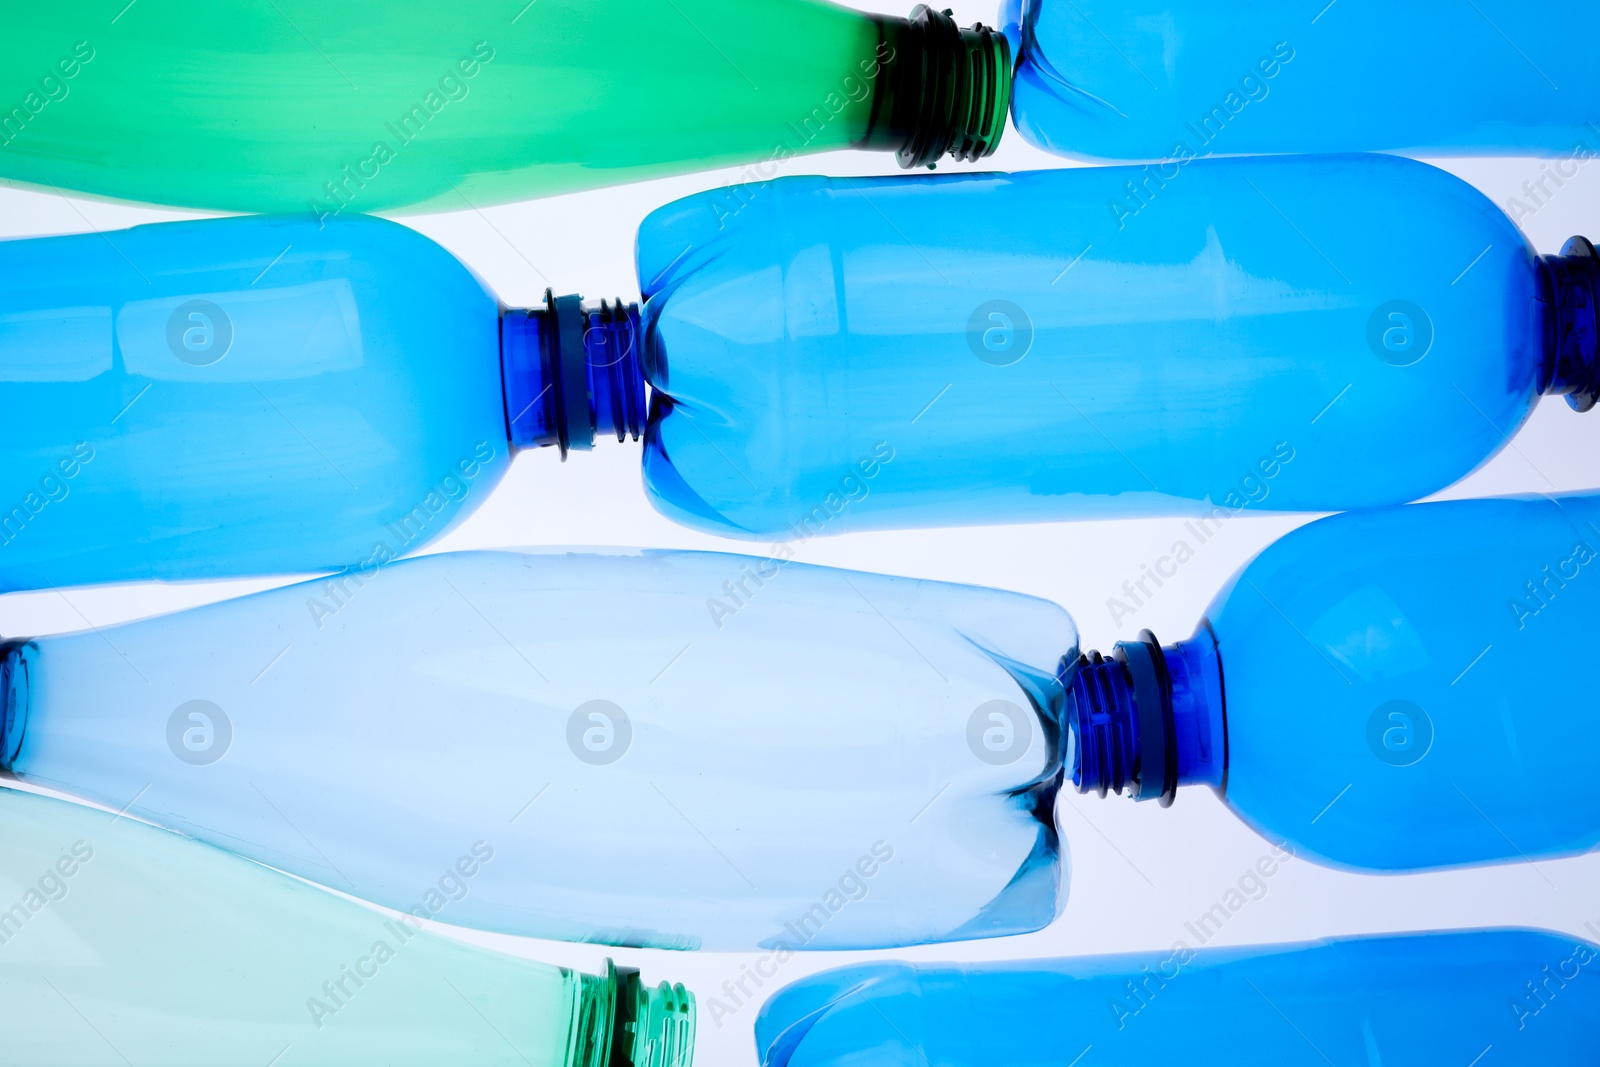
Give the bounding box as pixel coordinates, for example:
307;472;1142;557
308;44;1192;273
1062;490;1600;871
0;211;632;589
754;928;1600;1067
0;785;693;1067
638;153;1600;538
1003;0;1600;161
0;548;1073;951
0;3;1006;214
12;155;1597;586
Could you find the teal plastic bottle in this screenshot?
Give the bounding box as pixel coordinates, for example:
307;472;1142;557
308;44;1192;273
755;929;1600;1066
0;786;694;1067
0;549;1073;951
1063;490;1600;871
1004;0;1600;161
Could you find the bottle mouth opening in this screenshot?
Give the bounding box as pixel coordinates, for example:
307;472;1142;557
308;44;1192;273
864;5;1012;169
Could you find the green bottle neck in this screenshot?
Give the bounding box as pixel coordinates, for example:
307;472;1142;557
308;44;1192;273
574;960;695;1067
860;6;1012;168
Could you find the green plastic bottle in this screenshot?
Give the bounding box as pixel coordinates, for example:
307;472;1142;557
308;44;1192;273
0;2;1007;215
0;786;695;1066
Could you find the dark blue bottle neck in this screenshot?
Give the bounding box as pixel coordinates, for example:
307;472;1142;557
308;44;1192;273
1539;236;1600;411
1057;627;1226;806
501;291;646;457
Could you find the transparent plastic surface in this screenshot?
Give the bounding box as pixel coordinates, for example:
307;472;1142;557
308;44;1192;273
0;213;508;589
1010;1;1600;160
1210;491;1600;870
3;549;1074;951
0;2;880;213
638;155;1543;538
755;929;1600;1066
0;787;688;1067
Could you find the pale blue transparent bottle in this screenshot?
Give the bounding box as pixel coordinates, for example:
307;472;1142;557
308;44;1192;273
1003;0;1600;160
755;928;1600;1067
1064;490;1600;871
0;549;1073;951
638;154;1600;538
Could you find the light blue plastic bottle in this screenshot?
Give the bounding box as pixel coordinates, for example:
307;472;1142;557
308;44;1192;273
755;928;1600;1067
1003;0;1600;160
1063;490;1600;871
637;154;1600;538
0;212;643;589
0;785;694;1067
0;548;1073;951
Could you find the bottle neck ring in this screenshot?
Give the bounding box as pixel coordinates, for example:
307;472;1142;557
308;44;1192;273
574;959;695;1067
863;5;1011;169
1540;235;1600;411
1058;627;1227;806
502;292;646;458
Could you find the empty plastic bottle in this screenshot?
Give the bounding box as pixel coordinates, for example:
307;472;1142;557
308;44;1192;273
0;785;693;1067
1063;490;1600;871
0;548;1073;951
10;155;1597;589
638;153;1600;538
1003;0;1600;161
0;211;636;589
0;2;1007;214
754;928;1600;1067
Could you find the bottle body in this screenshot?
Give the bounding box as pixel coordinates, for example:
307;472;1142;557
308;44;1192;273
0;1;923;213
1009;1;1600;161
1211;491;1600;870
0;786;692;1067
639;155;1543;538
0;213;508;588
1;548;1073;951
755;929;1600;1066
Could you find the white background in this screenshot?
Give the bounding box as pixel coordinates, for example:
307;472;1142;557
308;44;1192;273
2;2;1598;1062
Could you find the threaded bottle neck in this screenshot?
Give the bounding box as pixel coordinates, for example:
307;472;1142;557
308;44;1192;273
574;960;695;1067
501;292;647;458
863;5;1011;169
1058;628;1226;806
0;638;33;771
1540;235;1600;411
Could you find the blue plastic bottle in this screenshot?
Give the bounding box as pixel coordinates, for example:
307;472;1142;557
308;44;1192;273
1004;0;1600;160
755;928;1600;1067
7;156;1597;586
0;211;643;589
0;548;1073;951
1064;490;1600;871
637;154;1600;538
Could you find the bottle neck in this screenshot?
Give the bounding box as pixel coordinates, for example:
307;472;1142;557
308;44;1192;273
0;639;33;771
1057;627;1226;806
501;292;646;458
1539;235;1600;411
574;959;695;1067
861;5;1011;169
